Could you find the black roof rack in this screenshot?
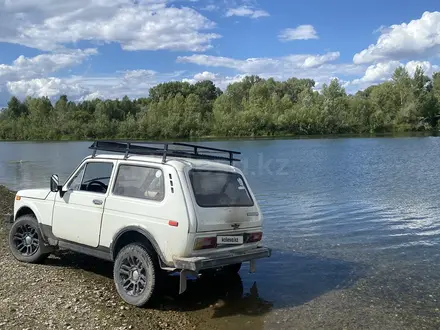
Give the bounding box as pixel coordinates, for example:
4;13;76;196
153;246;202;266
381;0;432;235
89;140;241;165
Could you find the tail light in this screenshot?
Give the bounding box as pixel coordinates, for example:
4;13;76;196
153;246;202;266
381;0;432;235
194;237;217;250
247;232;262;243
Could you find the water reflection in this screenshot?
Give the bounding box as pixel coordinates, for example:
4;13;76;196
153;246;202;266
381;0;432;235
43;247;363;327
160;272;274;318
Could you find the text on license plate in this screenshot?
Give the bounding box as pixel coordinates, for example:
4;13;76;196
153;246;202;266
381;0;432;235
217;235;243;245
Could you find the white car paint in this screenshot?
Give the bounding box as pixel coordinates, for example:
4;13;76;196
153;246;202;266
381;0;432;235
16;188;51;200
52;159;117;247
12;153;266;266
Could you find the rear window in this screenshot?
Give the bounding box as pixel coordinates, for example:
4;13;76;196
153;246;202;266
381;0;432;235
189;170;254;207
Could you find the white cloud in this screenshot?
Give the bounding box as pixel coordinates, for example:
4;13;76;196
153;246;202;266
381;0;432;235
71;69;186;101
278;25;318;41
193;71;218;81
351;61;401;86
183;72;246;90
80;91;105;101
0;0;220;52
405;60;439;76
7;78;87;99
354;11;440;64
0;49;97;82
288;52;340;69
3;68;188;103
348;60;440;90
122;69;157;83
226;6;269;19
2;55;366;105
177;52;364;90
177;52;341;73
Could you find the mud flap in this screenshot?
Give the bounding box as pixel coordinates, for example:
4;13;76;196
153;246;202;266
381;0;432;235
179;269;198;294
250;259;256;273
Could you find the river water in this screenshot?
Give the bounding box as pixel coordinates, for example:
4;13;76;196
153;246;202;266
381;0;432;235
2;137;440;329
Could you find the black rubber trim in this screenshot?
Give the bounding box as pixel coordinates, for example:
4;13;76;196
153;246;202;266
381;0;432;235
40;224;111;261
58;240;112;261
40;224;58;241
110;226;171;266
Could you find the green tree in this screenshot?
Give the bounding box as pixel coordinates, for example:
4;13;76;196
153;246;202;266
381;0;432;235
2;70;440;141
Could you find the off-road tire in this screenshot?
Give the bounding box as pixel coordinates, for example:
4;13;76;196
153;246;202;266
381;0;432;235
8;215;50;264
113;243;160;307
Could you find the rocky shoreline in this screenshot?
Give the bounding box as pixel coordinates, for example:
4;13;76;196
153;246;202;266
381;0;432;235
0;185;15;216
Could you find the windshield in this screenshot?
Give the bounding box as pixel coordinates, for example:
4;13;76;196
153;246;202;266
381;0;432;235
189;170;254;207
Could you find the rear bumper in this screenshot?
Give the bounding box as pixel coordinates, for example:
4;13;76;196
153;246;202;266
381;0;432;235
173;246;271;272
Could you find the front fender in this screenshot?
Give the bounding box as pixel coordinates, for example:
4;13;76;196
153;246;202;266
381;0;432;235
14;200;44;224
14;193;55;228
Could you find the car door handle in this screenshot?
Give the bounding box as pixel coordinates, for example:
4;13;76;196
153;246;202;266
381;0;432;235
93;199;103;205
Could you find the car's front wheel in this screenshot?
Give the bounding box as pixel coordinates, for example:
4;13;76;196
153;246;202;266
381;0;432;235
8;215;50;264
113;243;159;307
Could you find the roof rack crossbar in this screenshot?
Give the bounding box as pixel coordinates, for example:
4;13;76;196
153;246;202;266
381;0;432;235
172;142;241;155
88;140;241;165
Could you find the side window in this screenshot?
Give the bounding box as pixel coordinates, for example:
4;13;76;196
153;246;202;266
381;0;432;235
68;162;113;194
68;164;86;191
113;165;165;201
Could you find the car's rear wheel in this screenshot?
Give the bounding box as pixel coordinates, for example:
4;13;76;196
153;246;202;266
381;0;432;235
113;243;159;307
8;215;50;264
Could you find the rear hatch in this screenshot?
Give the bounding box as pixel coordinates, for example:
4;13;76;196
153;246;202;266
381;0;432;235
187;169;262;232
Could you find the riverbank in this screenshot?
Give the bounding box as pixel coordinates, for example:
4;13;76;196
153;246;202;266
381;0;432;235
0;130;439;143
0;185;15;215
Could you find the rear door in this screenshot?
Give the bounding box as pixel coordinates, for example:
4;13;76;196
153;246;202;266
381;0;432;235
187;169;262;232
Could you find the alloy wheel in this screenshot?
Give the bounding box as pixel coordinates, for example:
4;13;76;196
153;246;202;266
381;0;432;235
118;254;148;296
12;224;39;256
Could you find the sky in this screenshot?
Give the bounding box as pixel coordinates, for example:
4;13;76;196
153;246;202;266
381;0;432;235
0;0;440;106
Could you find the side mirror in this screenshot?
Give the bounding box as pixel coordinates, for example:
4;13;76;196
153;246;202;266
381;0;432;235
50;174;60;192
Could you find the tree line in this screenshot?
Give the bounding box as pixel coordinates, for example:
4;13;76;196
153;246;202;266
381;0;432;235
1;66;440;140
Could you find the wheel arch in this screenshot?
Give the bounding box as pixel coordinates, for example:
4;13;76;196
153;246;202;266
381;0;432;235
15;205;39;223
110;226;172;267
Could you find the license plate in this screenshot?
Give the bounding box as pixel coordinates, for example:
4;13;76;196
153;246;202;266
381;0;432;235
217;235;243;245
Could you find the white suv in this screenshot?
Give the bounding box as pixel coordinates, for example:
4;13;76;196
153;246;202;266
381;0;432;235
7;141;271;306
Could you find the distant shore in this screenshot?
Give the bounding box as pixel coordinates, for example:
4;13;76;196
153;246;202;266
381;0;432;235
2;71;440;142
0;130;439;143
